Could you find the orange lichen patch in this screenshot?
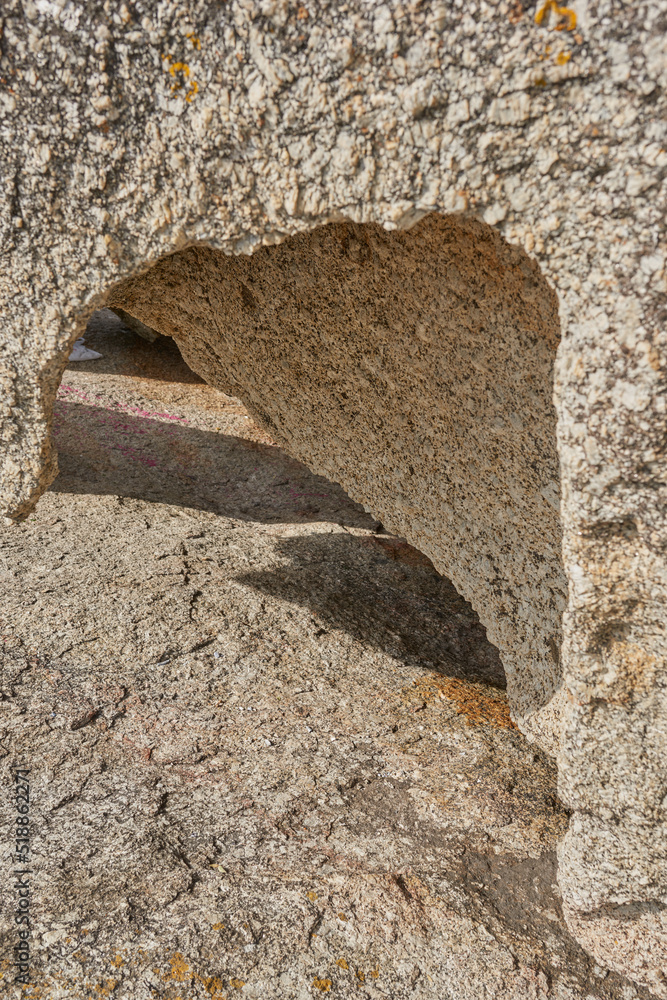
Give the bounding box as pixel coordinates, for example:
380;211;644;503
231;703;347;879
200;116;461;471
556;50;571;64
312;978;332;992
409;676;517;730
161;54;199;102
535;0;577;31
337;912;347;921
110;954;124;968
297;5;309;18
307;890;319;901
230;979;245;989
370;967;380;979
169;61;190;78
168;953;191;982
356;970;366;983
158;955;229;998
186;33;201;49
202;975;227;998
335;958;349;970
211;922;226;931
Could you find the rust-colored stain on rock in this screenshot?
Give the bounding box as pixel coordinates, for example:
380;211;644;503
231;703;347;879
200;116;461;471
412;675;518;730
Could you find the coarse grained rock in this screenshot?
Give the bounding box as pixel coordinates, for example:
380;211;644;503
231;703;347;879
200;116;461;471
0;328;653;1000
109;306;163;343
108;215;567;756
0;0;666;991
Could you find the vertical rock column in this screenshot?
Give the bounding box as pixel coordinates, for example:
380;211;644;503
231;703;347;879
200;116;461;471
556;271;667;995
0;283;77;521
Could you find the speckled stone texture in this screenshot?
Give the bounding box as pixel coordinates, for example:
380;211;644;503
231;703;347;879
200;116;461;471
108;215;567;756
0;0;666;992
0;320;653;1000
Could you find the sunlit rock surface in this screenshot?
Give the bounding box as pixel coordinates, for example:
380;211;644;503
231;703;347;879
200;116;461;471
0;1;666;990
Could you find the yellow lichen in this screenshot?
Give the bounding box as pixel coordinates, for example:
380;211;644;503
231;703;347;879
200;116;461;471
335;958;349;970
162;55;199;102
168;953;191;982
94;980;118;996
535;0;577;31
230;979;245;989
202;974;227;998
312;978;332;992
557;50;572;64
307;891;319;901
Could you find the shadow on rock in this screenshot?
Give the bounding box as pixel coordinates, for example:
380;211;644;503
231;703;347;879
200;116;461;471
237;531;506;689
50;399;376;529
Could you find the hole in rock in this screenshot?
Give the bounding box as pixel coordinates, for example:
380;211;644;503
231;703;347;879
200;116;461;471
51;212;566;720
50;297;507;689
102;213;566;730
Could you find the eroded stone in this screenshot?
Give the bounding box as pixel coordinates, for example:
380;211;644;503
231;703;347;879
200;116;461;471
1;0;666;989
108;214;568;754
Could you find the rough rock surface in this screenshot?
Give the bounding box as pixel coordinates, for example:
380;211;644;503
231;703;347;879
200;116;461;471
109;214;567;755
0;320;651;1000
1;0;666;989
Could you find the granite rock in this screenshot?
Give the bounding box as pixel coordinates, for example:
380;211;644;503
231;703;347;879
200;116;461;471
108;214;568;754
0;0;666;990
0;324;652;999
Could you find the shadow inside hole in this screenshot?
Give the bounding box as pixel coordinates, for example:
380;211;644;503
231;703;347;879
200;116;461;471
238;532;506;689
68;308;205;384
58;305;506;688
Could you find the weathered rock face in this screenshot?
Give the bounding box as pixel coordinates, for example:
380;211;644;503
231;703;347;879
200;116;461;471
108;215;567;754
1;0;666;991
0;323;649;1000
